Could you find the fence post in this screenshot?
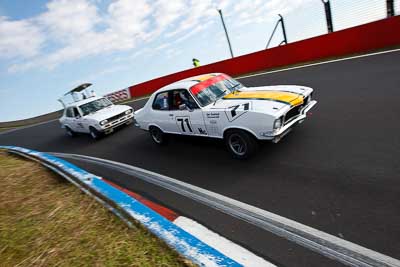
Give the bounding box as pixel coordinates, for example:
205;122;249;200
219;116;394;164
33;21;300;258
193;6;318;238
218;9;234;58
386;0;395;17
322;0;334;33
279;14;288;44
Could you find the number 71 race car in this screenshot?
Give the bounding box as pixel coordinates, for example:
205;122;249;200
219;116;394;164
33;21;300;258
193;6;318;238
134;73;317;159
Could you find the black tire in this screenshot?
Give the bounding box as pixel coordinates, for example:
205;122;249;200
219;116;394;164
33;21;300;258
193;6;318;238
89;126;102;140
225;129;258;159
65;126;76;137
149;126;168;145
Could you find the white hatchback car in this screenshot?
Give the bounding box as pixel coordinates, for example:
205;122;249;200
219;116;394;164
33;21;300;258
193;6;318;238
59;84;134;139
134;73;317;158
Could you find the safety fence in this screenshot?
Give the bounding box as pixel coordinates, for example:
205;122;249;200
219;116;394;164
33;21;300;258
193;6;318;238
104;88;131;103
126;15;400;99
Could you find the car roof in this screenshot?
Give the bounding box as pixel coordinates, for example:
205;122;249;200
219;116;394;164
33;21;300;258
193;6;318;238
155;73;223;94
65;96;105;107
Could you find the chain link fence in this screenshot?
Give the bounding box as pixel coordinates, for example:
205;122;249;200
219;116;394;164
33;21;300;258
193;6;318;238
267;0;397;48
220;0;398;56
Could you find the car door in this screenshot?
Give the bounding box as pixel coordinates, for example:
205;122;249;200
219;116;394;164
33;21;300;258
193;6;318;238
71;107;85;133
168;89;207;136
63;107;75;130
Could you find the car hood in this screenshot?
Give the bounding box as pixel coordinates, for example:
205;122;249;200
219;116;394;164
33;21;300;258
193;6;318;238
206;85;312;115
84;105;131;121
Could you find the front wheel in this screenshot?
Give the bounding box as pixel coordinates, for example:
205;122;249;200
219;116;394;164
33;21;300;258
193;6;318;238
65;126;76;137
225;129;258;159
149;126;168;145
89;127;102;140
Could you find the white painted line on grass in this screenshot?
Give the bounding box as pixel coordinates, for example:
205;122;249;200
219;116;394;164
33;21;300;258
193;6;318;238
237;48;400;79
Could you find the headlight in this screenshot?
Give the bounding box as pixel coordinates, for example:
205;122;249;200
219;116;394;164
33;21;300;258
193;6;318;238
100;120;108;126
273;117;282;129
125;109;133;115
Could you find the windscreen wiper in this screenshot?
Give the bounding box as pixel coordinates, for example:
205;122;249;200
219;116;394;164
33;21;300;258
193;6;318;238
231;83;242;93
213;90;228;106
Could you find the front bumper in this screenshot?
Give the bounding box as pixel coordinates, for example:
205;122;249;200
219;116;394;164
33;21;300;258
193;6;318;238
101;113;134;134
261;100;317;143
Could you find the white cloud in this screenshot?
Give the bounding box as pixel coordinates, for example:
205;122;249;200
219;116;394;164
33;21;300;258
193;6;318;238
154;0;185;29
8;0;153;71
107;0;151;39
172;21;213;45
38;0;101;42
4;0;311;73
0;16;44;58
165;0;216;38
230;0;314;27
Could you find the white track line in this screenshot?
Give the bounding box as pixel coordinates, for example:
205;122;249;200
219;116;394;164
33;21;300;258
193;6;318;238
237;48;400;79
0;119;58;135
174;216;274;267
3;48;398;135
0;97;149;135
52;152;400;267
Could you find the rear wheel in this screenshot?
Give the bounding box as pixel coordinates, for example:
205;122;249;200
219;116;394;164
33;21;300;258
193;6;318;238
65;126;76;137
89;127;102;140
225;129;258;159
149;126;168;145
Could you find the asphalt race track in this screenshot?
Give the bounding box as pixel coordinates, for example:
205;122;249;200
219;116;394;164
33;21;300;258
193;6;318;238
1;50;399;266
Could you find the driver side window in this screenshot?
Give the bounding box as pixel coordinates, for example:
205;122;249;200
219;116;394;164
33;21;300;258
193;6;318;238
73;107;80;117
170;89;199;110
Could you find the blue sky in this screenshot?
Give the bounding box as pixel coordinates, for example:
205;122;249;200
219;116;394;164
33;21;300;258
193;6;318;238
0;0;391;122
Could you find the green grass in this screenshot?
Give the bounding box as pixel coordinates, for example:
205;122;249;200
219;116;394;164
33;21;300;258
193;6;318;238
0;127;17;133
0;151;190;267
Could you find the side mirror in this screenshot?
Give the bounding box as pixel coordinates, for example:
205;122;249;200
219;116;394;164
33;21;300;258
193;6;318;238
75;115;81;119
179;104;193;112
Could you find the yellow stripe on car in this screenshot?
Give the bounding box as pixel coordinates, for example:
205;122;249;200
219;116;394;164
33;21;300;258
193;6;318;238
223;90;304;106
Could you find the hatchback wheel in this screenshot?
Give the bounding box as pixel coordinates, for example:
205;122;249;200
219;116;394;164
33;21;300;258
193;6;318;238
65;126;76;137
89;127;102;140
150;126;168;145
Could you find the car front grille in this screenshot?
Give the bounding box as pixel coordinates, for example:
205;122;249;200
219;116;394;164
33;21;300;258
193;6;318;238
108;112;126;122
284;95;311;124
284;105;302;124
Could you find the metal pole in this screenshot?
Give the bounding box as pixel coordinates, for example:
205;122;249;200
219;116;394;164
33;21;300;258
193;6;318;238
278;14;288;44
386;0;394;17
218;9;234;58
322;0;334;33
265;19;281;49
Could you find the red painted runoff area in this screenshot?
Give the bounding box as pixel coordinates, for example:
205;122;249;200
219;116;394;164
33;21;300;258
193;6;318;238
103;179;179;222
128;16;400;98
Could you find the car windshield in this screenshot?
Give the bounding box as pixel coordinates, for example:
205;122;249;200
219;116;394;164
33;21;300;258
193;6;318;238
190;75;244;106
79;98;112;116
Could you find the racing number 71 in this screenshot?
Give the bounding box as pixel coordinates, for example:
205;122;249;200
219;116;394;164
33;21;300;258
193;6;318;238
177;117;192;133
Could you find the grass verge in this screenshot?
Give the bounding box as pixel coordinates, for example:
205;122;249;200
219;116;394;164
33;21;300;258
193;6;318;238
0;151;189;267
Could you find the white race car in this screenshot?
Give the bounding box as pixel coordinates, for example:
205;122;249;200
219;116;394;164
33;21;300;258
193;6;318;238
134;73;317;159
59;83;134;139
